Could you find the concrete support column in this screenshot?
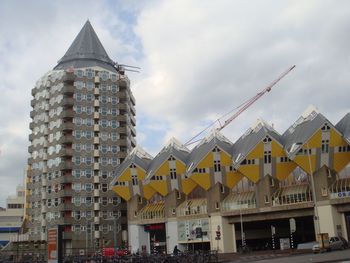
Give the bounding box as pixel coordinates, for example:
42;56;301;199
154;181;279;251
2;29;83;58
341;213;348;241
317;205;343;238
128;224;150;254
166;220;178;254
210;215;234;253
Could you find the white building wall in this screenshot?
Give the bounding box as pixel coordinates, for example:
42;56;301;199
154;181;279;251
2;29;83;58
128;224;150;254
166;220;178;254
317;205;343;237
210;215;234;253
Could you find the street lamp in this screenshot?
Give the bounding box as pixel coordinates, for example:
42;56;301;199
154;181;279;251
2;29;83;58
239;192;245;249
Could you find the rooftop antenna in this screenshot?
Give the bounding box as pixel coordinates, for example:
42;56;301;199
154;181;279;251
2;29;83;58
113;62;141;74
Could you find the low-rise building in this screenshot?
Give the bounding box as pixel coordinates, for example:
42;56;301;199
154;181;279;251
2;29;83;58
111;106;350;253
0;186;25;247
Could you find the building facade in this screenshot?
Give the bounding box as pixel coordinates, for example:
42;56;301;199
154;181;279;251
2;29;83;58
26;21;136;252
0;186;25;247
112;106;350;254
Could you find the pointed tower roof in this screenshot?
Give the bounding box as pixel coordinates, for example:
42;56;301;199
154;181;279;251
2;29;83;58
54;20;116;72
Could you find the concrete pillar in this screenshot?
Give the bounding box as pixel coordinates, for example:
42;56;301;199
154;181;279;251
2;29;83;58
128;224;150;254
317;205;343;238
210;215;234;253
341;213;348;241
166;220;178;254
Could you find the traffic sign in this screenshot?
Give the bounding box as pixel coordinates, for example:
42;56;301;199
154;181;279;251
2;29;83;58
289;218;296;233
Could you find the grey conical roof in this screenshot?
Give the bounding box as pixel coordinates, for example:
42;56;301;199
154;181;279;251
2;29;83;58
54;20;116;72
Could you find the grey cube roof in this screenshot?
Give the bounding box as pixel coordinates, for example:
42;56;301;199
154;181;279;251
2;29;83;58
186;130;233;174
232;120;283;164
54;20;117;72
282;108;334;155
336;113;350;143
111;146;152;186
146;138;189;180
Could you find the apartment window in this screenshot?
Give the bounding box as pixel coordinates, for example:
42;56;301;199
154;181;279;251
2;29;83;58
113;197;120;205
215;202;220;210
270;177;275;187
102;197;108;206
263;136;272;143
212;147;221;152
177;191;181;199
321;123;330;131
170;168;177;180
220;185;225;194
168;156;175;161
264;195;269;203
131;175;138;186
102;183;108;192
214;160;221;172
86;69;94;79
264;151;271;164
321;140;329;153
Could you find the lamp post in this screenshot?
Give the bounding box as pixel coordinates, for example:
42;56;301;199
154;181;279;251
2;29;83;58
239;193;245;249
306;142;321;239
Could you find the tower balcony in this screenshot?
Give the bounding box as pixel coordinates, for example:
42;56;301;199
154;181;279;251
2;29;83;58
62;86;75;95
62;122;74;131
59;162;73;171
62;110;75;119
30;99;36;107
29;122;34;130
63;72;75;84
117;127;127;134
59;148;73;157
30;110;35;119
116;115;127;122
62;98;74;107
130;93;136;106
28;145;34;153
60;134;74;144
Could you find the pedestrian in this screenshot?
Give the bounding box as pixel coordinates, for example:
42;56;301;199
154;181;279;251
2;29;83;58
173;245;181;255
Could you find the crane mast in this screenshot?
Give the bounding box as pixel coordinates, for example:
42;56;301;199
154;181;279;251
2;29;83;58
184;65;296;146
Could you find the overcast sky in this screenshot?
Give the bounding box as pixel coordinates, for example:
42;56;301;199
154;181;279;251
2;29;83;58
0;0;349;206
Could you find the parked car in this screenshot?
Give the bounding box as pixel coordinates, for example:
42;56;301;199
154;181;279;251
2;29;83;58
313;236;347;253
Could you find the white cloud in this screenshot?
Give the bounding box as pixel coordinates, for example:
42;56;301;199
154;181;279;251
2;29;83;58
133;0;350;153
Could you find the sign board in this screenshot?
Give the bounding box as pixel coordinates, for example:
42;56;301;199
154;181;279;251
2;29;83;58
48;226;63;263
280;238;290;250
271;225;276;235
48;228;58;263
289;218;296;233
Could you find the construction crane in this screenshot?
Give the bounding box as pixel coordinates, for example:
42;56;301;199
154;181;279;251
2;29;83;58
184;65;296;146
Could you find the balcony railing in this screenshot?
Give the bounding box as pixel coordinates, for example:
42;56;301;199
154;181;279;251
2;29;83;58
221;191;256;212
139;201;165;221
177;198;207;217
272;183;313;206
329;178;350;199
